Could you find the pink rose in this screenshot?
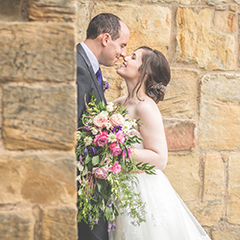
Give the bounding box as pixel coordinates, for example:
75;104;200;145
116;131;125;143
109;161;121;174
93;114;108;128
109;142;122;157
92;167;108;179
94;131;108;147
109;113;125;127
101;156;110;165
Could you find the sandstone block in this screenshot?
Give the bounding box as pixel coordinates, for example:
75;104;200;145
206;0;230;5
176;7;236;70
164;120;195;151
144;0;199;3
28;0;76;22
0;208;34;240
92;3;171;55
0;22;75;82
0;87;2;138
158;68;198;119
213;11;236;33
3;83;76;150
163;152;201;202
188;152;224;226
0;0;27;21
228;152;240;224
199;74;240;150
75;1;90;43
212;229;240;240
229;4;238;12
41;205;77;240
0;151;76;205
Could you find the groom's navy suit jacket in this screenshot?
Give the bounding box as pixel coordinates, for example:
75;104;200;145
76;43;106;128
76;43;108;240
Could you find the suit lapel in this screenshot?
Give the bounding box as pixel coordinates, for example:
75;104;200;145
77;44;106;104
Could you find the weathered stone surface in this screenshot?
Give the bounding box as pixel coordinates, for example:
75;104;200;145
188;152;224;226
206;0;232;5
213;11;236;33
229;4;238;11
41;205;77;240
92;3;171;55
3;83;76;150
199;74;240;150
163;152;201;201
176;7;236;70
28;0;76;22
212;229;240;240
159;68;198;119
144;0;198;3
164;120;195;151
0;151;76;204
0;22;75;82
75;1;90;43
228;152;240;225
0;208;34;240
0;0;27;22
0;87;2;139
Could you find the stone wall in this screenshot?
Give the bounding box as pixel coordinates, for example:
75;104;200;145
0;0;77;239
76;0;240;239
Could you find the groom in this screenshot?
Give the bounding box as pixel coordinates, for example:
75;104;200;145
76;13;130;240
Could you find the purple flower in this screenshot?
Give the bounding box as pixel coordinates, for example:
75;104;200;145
84;148;88;156
112;223;116;230
104;82;109;91
107;224;111;232
91;147;97;155
76;146;80;150
94;219;99;224
112;126;122;133
86;125;92;131
79;155;83;164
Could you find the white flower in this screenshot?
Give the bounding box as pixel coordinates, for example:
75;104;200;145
76;175;81;182
108;132;117;143
122;122;132;133
77;131;82;140
91;128;98;135
84;136;92;146
107;102;114;112
131;119;137;127
78;189;82;195
100;111;108;116
87;118;92;124
105;121;112;130
76;162;84;171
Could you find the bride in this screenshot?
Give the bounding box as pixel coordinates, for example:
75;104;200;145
110;46;211;240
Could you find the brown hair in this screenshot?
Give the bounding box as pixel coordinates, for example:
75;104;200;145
86;13;121;40
133;46;171;103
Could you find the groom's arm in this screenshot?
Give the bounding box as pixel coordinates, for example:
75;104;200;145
76;61;92;128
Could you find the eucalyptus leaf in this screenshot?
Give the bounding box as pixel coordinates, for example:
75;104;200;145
92;156;100;166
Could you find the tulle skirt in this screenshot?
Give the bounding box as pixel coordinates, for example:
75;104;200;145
109;170;211;240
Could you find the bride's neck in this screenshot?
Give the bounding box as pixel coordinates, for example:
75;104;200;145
125;79;146;103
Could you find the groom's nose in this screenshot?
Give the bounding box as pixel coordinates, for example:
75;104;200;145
120;47;127;58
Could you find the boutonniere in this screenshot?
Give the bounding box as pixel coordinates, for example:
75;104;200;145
103;77;109;92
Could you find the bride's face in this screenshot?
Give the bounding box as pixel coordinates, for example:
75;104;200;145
117;48;143;80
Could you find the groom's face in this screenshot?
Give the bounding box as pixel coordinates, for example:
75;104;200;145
101;21;130;66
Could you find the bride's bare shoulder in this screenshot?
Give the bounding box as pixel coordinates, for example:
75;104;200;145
136;96;161;118
114;96;127;105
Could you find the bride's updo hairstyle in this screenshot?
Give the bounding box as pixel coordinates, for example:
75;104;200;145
135;46;171;103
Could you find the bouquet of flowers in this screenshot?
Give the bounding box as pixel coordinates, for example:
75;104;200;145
76;94;155;231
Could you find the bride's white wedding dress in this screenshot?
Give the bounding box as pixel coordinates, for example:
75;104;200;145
110;136;211;240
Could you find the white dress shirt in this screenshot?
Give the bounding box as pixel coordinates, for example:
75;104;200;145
80;42;99;74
